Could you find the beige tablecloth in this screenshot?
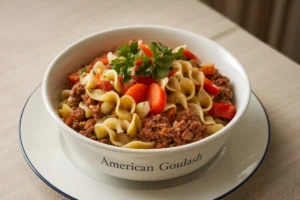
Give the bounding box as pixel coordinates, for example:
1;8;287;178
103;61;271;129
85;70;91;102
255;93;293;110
1;0;300;199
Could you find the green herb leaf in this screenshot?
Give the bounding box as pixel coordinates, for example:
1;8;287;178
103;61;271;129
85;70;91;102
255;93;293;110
111;42;141;83
150;42;173;58
135;56;153;76
117;44;130;57
112;41;189;82
155;55;173;67
129;42;139;55
80;68;86;73
153;66;171;79
172;47;185;60
117;42;138;57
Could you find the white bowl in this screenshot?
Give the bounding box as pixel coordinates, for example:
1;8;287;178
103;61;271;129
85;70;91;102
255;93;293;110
42;25;251;181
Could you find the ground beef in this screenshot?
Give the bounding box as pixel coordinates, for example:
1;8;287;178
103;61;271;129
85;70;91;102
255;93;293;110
68;82;85;108
62;80;109;144
209;70;233;103
81;93;95;107
79;118;96;137
64;107;98;138
137;110;208;148
64;108;85;130
216;87;233;102
89;102;102;120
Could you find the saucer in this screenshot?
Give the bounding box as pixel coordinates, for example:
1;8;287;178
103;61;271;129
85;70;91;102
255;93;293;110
19;85;270;200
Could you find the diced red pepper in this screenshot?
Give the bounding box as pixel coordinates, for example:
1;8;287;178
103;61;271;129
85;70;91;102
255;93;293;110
183;49;199;61
165;107;176;121
203;78;220;97
200;64;216;75
122;80;136;95
68;74;80;85
68;69;82;85
136;58;142;66
169;69;178;76
95;73;101;83
118;76;124;90
208;102;236;120
99;54;109;65
97;80;114;92
118;76;123;83
131;67;138;77
139;44;153;57
106;65;112;69
125;83;148;103
136;76;156;86
146;83;167;114
195;78;220;97
95;74;113;92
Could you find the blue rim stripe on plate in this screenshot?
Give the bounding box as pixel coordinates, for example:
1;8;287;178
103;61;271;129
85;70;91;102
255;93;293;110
215;93;271;200
18;84;77;200
19;85;270;200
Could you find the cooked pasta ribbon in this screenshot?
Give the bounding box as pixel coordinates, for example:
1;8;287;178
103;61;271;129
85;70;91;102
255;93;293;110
198;89;213;112
188;96;200;104
101;69;122;93
79;102;92;118
94;123;125;146
60;90;71;101
164;103;177;112
59;99;68;108
166;76;181;92
136;101;150;118
207;124;224;135
122;141;156;149
179;75;195;100
100;102;115;114
174;60;192;79
86;89;105;101
187;103;215;125
97;91;119;102
103;118;124;133
119;118;130;131
115;95;136;121
80;70;95;90
214;118;228;126
58;104;72;119
191;67;203;85
127;113;141;138
159;77;169;91
92;61;106;74
107;52;118;64
167;91;188;110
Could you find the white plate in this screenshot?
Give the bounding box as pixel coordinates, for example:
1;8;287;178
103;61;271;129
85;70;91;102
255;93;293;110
19;86;270;200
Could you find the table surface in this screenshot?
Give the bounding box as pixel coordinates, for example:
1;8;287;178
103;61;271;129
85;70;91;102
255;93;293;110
1;0;300;199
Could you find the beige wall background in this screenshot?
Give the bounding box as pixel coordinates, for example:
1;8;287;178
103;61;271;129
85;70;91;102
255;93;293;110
201;0;300;64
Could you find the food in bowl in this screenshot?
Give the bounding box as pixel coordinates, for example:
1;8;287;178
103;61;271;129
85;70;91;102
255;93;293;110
58;40;236;149
43;26;250;181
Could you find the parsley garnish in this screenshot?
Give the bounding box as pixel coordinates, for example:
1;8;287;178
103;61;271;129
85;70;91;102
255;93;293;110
117;42;139;57
112;42;139;82
173;47;185;60
134;56;152;77
80;68;86;73
111;41;188;82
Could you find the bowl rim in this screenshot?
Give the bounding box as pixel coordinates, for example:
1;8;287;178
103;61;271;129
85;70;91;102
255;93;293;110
42;24;251;154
